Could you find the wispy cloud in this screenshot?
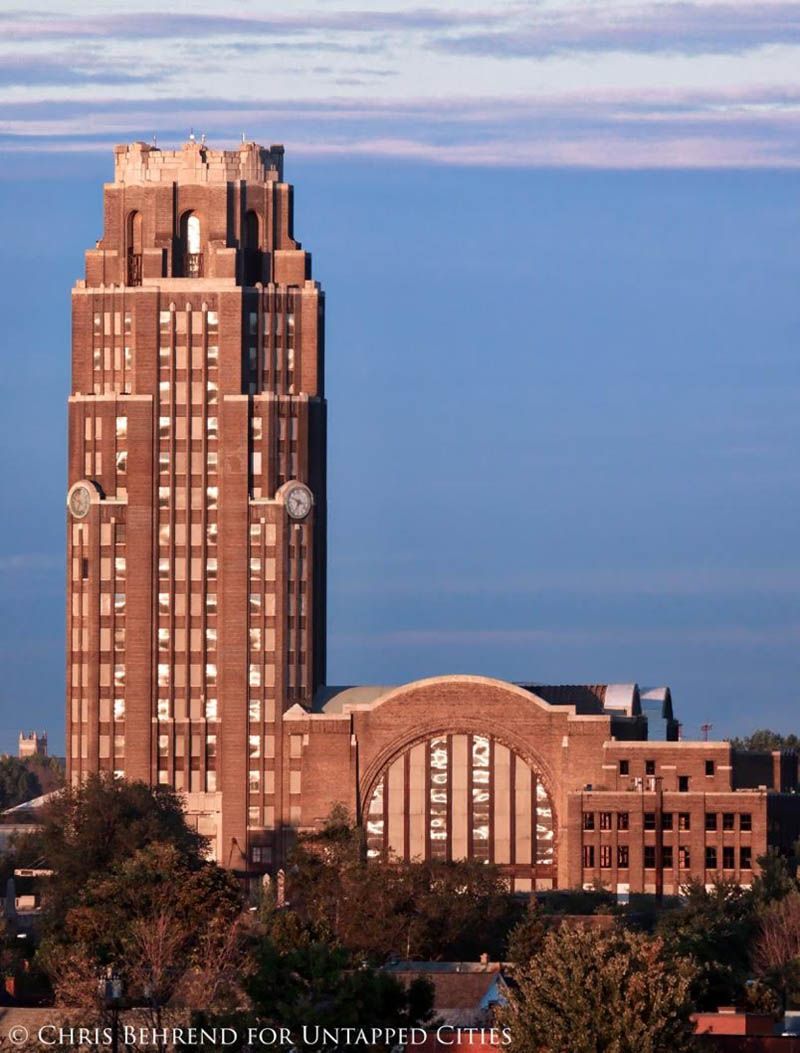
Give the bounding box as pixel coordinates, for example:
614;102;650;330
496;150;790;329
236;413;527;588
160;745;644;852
433;2;800;58
1;2;799;168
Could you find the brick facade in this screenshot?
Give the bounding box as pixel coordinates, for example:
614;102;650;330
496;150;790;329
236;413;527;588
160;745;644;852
67;141;800;891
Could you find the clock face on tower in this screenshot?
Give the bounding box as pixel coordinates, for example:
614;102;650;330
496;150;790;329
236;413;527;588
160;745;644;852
68;484;92;519
284;482;313;521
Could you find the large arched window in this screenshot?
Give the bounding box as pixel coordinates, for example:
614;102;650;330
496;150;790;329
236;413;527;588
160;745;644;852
243;210;261;285
178;211;202;277
364;732;555;892
127;211;142;286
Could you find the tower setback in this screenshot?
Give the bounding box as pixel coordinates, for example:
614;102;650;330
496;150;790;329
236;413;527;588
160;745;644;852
67;139;326;870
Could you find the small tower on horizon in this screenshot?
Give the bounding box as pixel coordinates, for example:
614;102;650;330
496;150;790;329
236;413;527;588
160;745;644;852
18;731;47;759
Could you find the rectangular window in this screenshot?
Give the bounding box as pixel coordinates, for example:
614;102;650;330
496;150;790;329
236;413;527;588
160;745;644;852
113;699;125;720
661;812;673;830
705;759;715;776
249;770;261;791
723;812;735;831
662;845;673;868
723;846;735;870
705;812;717;831
644;812;656;831
618;759;629;776
582;813;595;831
600;812;612;831
705;846;718;870
206;735;217;758
740;846;752;870
582;845;594;868
678;846;690;869
116;416;127;439
205;698;218;720
678;775;690;792
644;845;656;869
249;664;261;687
249;734;261;759
249;699;261;722
617;845;629;868
678;813;691;831
740;813;752;832
599;845;612;869
617;812;629;831
157;699;170;720
645;760;655;776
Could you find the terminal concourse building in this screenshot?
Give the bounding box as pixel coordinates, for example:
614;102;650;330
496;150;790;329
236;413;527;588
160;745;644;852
66;139;800;894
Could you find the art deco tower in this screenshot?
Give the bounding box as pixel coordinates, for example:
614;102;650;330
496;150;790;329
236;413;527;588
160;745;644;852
66;139;325;871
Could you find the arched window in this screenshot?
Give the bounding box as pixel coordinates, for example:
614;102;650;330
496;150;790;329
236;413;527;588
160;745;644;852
244;210;261;285
127;211;142;286
178;211;202;277
364;732;556;892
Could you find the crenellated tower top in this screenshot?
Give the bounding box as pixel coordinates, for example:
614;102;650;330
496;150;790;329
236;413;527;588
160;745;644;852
112;139;285;186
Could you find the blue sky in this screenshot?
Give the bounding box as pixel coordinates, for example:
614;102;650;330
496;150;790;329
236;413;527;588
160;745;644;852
0;2;799;753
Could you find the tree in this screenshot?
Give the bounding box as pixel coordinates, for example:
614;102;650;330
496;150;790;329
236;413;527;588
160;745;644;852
729;729;800;751
246;903;435;1052
506;899;547;964
0;757;41;810
39;842;245;1021
753;848;797;905
753;890;800;1012
656;879;757;1009
285;810;521;962
15;774;207;927
504;927;700;1053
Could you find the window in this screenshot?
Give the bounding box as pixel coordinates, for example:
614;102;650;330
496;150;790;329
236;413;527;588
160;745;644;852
678;813;691;831
157;699;169;720
116;416;127;439
644;845;656;869
249;770;261;791
600;812;612;831
619;760;629;776
678;846;690;869
723;813;735;831
617;812;629;831
705;812;717;831
662;846;673;868
740;846;752;870
205;698;218;720
249;734;261;758
645;760;655;776
661;812;673;830
740;813;752;832
582;813;595;831
723;846;735;870
705;846;718;870
206;734;217;758
678;775;690;792
705;759;715;776
249;699;261;721
600;845;612;869
582;845;594;868
113;699;125;720
644;812;656;831
617;845;629;868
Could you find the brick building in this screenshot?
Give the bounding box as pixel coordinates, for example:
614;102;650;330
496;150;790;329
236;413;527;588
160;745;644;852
66;139;800;890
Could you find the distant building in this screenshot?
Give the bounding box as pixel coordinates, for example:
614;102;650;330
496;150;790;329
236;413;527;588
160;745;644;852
384;960;508;1027
17;733;47;759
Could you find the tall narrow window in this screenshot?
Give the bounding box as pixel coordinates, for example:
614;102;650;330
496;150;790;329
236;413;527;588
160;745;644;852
244;210;261;285
178;212;202;277
127;211;142;286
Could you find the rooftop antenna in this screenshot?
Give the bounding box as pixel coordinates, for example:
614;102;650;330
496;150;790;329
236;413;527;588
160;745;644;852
701;722;713;742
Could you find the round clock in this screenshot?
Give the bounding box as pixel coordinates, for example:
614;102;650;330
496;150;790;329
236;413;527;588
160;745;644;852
68;484;92;519
284;482;313;521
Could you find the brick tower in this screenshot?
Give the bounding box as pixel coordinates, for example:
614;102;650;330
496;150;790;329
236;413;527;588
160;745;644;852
66;139;326;871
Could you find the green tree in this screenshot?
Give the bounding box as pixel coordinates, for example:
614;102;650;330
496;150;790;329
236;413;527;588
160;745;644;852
753;848;797;905
753;890;800;1012
246;904;435;1052
729;729;800;751
285;810;520;962
506;899;547;964
0;757;41;809
504;927;700;1053
15;774;207;927
657;879;756;1009
40;841;245;1020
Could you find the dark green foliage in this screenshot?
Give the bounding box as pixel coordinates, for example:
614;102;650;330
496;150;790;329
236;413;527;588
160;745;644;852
0;756;42;810
729;729;800;751
246;904;435;1051
657;879;758;1009
506;899;547;963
